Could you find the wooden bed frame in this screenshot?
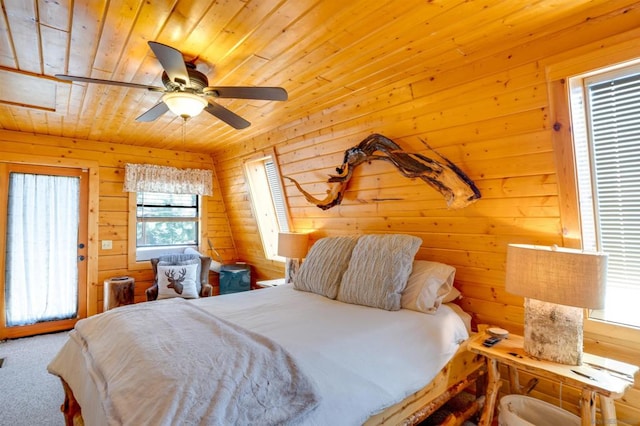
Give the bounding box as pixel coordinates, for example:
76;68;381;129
58;340;486;426
366;341;486;425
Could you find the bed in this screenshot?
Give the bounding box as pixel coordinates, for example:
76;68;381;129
48;234;485;425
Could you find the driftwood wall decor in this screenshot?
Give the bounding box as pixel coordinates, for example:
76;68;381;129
284;133;481;210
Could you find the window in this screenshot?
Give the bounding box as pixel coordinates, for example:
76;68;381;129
135;191;200;261
244;151;291;261
568;63;640;329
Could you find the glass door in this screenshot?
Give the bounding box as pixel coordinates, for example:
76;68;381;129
0;164;88;339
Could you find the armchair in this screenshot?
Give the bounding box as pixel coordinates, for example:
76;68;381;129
146;253;213;301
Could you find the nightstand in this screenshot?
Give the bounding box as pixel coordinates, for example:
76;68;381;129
468;332;638;426
255;278;285;289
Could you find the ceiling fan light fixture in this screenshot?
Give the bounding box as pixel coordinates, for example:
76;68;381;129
162;92;207;119
58;42;286;128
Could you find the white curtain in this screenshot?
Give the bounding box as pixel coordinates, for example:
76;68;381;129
123;163;213;195
5;173;79;326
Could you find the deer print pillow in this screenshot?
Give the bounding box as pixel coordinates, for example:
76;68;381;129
157;263;199;299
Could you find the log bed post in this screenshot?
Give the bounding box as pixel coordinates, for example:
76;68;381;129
60;378;83;426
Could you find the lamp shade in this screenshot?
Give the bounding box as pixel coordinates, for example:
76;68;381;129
277;232;309;259
162;92;208;118
505;244;607;309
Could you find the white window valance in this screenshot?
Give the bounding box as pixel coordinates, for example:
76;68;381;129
123;163;213;196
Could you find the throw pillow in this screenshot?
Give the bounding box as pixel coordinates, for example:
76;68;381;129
401;260;457;314
157;263;199;299
158;256;204;294
293;236;359;299
443;286;462;303
337;234;422;311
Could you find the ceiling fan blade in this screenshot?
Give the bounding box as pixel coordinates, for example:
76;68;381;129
204;86;288;101
148;41;190;87
204;102;251;129
54;74;164;92
135;101;169;122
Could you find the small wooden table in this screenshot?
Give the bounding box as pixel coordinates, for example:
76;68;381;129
255;278;286;289
103;276;135;311
468;332;637;426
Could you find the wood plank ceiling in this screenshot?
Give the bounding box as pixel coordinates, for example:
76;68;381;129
0;0;624;154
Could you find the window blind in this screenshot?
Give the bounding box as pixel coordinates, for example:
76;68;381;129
265;160;290;233
585;71;640;325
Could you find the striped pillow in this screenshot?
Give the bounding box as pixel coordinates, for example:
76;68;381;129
293;236;359;299
338;234;422;311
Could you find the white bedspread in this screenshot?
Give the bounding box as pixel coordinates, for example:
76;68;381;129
49;284;469;425
59;298;319;425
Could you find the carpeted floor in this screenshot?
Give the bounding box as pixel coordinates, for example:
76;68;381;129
0;331;69;426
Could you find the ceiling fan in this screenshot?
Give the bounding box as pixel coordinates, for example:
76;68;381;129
55;41;288;129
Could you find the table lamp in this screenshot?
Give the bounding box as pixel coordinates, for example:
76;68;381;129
505;244;607;365
278;232;309;284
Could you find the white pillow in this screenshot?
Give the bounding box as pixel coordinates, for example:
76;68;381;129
401;260;456;314
443;286;462;303
157;263;199;299
442;287;462;303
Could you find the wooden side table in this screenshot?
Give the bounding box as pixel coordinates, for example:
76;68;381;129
255;278;285;289
468;332;637;426
103;276;135;311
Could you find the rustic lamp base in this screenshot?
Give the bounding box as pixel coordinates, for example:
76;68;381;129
523;298;583;365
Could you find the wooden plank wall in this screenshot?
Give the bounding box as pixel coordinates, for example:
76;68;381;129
0;129;237;314
212;7;640;425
